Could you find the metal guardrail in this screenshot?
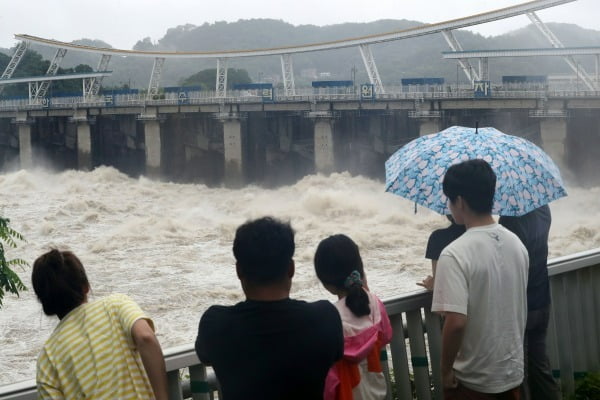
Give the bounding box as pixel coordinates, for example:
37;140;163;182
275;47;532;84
1;89;600;112
408;110;442;118
529;109;570;118
545;248;600;396
1;248;599;400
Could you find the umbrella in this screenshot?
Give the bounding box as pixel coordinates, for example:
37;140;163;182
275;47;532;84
384;125;567;217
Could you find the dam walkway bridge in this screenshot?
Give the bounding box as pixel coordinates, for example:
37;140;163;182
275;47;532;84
1;85;600;112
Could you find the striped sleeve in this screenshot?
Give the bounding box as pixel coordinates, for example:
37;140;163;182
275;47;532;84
111;294;154;343
37;348;65;400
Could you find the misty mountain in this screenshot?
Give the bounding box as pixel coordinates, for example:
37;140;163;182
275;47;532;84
2;19;600;88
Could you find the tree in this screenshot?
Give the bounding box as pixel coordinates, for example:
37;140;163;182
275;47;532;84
0;49;95;97
0;50;49;98
0;216;27;308
51;63;95;94
133;37;155;51
179;68;252;90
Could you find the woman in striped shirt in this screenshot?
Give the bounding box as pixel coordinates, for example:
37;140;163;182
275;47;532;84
31;249;168;400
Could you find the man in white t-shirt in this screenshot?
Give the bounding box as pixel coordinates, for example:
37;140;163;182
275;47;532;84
432;159;529;400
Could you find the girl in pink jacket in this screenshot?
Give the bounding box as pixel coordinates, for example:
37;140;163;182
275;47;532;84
314;234;393;400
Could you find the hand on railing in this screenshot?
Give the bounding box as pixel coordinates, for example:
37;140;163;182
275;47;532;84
416;275;434;291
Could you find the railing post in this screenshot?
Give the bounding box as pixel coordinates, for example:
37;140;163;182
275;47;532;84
577;268;599;369
406;309;432;400
567;272;587;383
592;265;600;369
389;313;413;400
550;277;574;395
167;370;183;400
380;348;393;400
424;309;443;398
189;364;210;400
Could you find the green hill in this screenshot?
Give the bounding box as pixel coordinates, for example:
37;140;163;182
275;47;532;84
2;19;599;89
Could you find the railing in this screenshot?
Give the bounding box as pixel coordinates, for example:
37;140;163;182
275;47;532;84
529;109;570;118
2;88;600;112
1;248;599;400
545;249;600;395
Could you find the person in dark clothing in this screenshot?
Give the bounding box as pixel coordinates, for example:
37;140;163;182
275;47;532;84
195;216;344;400
499;204;560;400
418;215;466;290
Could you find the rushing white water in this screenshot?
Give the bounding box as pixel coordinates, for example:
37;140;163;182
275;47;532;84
0;167;599;385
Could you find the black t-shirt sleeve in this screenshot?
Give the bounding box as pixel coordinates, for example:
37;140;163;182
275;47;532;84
309;300;344;363
319;300;344;362
195;307;217;365
425;225;465;260
425;230;444;260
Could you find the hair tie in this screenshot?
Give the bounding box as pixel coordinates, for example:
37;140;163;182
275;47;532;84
344;270;363;289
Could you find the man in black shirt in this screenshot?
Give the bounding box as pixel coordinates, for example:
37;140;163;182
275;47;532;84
195;216;344;400
500;205;559;400
418;215;465;290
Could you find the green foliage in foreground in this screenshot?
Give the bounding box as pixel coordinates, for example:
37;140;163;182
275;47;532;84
570;371;600;400
0;216;27;308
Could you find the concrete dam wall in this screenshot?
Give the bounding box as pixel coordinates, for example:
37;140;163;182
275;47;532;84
0;104;598;187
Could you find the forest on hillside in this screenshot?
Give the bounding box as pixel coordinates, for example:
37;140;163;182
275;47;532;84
1;19;600;89
0;51;94;97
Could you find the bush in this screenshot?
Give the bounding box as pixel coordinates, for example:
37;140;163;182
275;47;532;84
0;216;27;308
571;371;600;400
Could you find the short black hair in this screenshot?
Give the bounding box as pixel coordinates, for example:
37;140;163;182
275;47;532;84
31;249;89;317
233;216;295;284
443;159;496;215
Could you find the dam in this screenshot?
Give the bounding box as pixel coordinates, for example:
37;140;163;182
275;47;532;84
1;90;599;187
1;1;599;398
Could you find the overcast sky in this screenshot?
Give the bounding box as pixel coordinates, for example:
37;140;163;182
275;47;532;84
0;0;598;50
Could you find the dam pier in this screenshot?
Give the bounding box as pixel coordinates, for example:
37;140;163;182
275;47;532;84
1;93;598;186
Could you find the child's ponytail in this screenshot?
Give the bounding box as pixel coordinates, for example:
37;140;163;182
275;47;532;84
314;234;371;318
344;270;370;317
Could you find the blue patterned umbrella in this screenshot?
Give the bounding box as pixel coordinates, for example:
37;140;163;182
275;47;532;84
385;126;567;216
